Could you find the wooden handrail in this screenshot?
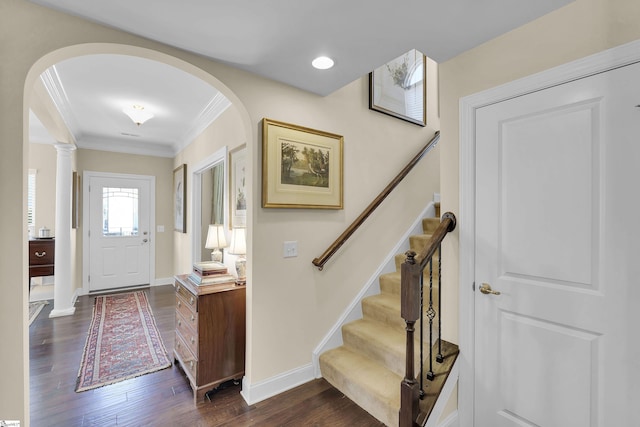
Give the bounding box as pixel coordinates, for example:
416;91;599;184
312;131;440;270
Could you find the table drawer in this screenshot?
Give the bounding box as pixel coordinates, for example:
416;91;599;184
29;241;54;265
176;294;197;322
175;332;198;381
175;311;198;356
175;283;197;311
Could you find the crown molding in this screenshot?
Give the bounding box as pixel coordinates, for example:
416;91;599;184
39;66;81;141
174;92;231;154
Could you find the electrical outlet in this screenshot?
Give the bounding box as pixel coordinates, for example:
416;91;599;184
283;241;298;258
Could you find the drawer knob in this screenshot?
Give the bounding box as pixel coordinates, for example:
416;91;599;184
177;341;181;348
189;296;195;305
178;320;181;327
190;315;195;322
176;285;180;292
35;251;46;258
189;361;194;369
177;301;181;308
190;337;195;344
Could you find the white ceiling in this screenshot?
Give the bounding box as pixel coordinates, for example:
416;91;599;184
34;54;229;157
27;0;572;155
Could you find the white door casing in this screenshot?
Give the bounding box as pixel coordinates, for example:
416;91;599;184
83;171;155;292
459;40;640;427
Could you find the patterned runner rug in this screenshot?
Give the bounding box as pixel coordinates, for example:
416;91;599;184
76;291;171;392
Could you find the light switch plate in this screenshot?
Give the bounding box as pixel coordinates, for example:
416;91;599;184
283;241;298;258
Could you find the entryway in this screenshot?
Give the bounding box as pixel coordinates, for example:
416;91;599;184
83;171;155;292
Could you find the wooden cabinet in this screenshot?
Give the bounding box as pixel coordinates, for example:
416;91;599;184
173;274;246;404
29;239;55;292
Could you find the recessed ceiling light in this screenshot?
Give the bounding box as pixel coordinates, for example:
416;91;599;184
312;56;334;70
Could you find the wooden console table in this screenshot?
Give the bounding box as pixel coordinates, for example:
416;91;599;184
29;239;55;292
173;274;246;403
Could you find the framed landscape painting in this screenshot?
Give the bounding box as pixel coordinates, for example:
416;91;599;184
262;118;343;209
369;49;426;126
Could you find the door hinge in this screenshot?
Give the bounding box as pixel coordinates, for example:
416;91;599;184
472;281;476;291
88;275;90;283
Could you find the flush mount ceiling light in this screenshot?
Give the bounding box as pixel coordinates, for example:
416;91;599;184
123;104;153;126
312;56;334;70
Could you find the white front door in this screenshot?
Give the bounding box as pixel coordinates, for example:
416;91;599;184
474;61;640;426
87;174;152;291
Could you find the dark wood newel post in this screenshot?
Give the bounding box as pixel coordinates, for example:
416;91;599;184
400;251;421;427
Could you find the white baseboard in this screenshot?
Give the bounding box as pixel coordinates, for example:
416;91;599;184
312;202;436;377
49;307;76;318
240;363;315;405
154;277;174;286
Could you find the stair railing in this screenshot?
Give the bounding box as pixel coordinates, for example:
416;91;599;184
400;212;456;427
312;131;440;270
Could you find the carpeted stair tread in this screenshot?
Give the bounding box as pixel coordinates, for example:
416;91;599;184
422;217;440;234
410;234;442;254
380;271;440;296
319;346;401;427
342;318;411;377
362;293;404;330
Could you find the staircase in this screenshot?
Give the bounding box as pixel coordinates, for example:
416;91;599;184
319;207;458;427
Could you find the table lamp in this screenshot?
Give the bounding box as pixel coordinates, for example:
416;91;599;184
228;227;246;285
205;224;227;262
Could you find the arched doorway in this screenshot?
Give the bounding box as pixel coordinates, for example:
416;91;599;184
23;43;253;422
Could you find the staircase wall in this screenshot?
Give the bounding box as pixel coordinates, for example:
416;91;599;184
312;201;438;377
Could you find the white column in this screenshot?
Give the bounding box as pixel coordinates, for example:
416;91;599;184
49;143;76;318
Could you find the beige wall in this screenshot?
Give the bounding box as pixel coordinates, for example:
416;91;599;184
173;104;246;275
1;0;440;423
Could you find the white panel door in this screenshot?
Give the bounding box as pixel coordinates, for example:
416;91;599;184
88;175;151;291
474;62;640;426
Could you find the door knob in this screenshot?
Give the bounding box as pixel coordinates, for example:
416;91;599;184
480;283;501;295
142;238;148;243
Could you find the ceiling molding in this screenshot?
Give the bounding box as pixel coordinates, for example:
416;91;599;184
174;92;231;154
78;135;175;158
39;66;80;141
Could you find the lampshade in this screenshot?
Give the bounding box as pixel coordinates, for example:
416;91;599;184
205;224;227;249
228;227;246;256
123;104;153;126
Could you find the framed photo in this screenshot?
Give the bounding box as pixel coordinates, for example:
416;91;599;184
369;49;426;126
173;164;187;233
262;118;343;209
229;144;247;228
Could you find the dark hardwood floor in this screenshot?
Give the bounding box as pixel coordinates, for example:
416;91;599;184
29;285;383;426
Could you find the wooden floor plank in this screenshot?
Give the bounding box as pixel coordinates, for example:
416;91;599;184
30;285;383;426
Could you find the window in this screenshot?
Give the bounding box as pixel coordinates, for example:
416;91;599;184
27;169;36;235
102;187;139;237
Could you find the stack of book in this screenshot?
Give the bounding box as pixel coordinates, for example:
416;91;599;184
188;261;235;286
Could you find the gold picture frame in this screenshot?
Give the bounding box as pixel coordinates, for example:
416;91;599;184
369;49;426;126
262;118;343;209
173;164;187;232
229;144;247;228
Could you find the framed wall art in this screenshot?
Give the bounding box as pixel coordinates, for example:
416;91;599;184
173;164;187;232
369;49;426;126
229;144;247;228
262;118;343;209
